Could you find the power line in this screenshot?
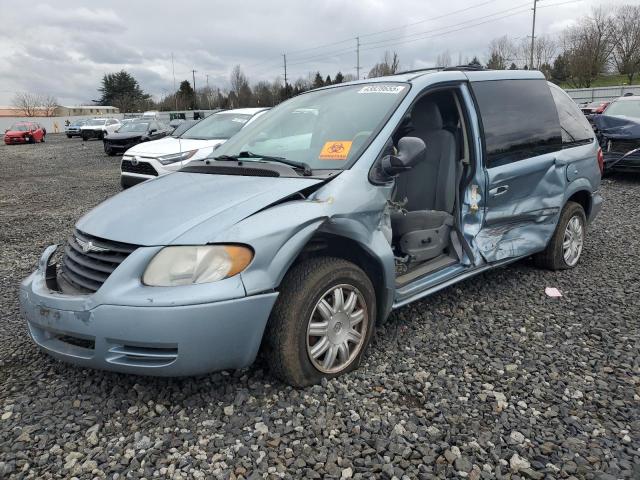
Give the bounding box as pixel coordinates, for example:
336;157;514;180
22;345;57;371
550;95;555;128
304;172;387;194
359;0;498;39
360;2;531;49
359;7;533;52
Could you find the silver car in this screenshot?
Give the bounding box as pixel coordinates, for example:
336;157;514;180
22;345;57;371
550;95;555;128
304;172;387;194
20;69;602;386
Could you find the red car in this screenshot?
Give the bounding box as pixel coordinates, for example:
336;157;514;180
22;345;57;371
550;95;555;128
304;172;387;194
3;122;46;145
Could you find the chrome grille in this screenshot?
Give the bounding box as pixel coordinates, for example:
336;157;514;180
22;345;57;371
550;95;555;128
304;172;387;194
58;230;138;294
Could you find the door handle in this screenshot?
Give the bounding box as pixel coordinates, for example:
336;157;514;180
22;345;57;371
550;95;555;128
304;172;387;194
489;185;509;197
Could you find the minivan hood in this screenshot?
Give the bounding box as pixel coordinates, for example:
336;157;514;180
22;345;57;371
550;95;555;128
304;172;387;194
125;136;225;156
76;172;322;246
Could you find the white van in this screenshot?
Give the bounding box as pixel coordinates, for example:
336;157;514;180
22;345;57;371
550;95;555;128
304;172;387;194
120;108;268;188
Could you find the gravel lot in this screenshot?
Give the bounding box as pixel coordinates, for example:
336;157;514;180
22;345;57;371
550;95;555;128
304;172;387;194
0;134;638;479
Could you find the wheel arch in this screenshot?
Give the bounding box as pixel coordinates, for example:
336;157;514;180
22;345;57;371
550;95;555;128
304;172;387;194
567;189;592;218
283;232;394;324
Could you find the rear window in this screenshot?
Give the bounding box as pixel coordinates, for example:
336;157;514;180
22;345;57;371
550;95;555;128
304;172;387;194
472;79;561;167
548;83;594;145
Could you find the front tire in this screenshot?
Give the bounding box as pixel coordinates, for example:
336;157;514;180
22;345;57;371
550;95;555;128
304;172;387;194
264;257;376;386
534;201;586;270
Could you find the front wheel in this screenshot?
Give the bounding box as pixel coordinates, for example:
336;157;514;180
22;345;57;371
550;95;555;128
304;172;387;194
534;201;587;270
264;257;376;386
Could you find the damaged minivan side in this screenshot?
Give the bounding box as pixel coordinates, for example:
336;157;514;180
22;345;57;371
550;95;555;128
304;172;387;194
20;69;602;386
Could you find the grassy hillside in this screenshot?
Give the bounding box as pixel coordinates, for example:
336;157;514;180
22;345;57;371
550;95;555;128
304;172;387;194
559;74;638;89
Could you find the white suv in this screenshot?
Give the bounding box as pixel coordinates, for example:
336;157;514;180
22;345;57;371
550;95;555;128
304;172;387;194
80;118;121;140
120;108;268;188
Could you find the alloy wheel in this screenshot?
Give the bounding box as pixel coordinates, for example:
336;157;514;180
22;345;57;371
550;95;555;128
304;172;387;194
563;215;584;267
306;284;368;374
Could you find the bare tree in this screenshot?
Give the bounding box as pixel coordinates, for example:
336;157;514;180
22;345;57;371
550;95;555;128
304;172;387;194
367;51;400;78
12;92;42;116
435;50;452;68
486;36;516;69
519;35;557;69
612;4;640;84
562;7;616;87
42;95;58;116
229;65;253;107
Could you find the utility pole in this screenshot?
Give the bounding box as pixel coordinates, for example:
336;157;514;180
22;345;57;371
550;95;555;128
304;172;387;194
192;69;197;109
282;54;288;97
356;36;361;80
171;52;177;110
529;0;538;70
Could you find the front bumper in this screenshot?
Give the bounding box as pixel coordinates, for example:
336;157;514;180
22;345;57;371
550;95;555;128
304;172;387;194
20;246;278;376
4;136;28;144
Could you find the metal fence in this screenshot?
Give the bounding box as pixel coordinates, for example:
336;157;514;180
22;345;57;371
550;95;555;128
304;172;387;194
565;85;640;104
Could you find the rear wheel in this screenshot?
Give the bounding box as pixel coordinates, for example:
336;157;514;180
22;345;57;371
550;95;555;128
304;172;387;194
264;257;376;386
534;201;586;270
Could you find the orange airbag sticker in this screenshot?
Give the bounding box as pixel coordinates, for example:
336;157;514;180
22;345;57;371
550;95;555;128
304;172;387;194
319;141;352;160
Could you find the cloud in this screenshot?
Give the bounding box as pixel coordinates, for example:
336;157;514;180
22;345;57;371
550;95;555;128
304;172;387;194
0;0;622;105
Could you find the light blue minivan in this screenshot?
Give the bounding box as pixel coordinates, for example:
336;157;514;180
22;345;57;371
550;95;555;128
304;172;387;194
20;68;602;386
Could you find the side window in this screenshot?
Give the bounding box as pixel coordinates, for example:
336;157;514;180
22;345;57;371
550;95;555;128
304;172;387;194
472;79;561;168
548;83;594;145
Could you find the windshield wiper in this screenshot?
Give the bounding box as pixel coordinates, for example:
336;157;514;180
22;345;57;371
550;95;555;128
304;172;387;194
214;151;312;176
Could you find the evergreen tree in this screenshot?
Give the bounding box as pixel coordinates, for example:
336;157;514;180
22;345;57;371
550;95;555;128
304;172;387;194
325;75;332;85
313;72;324;89
98;70;150;113
334;72;344;84
178;80;196;109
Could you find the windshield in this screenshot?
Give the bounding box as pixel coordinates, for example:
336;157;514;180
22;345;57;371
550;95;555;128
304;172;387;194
605;99;640;119
118;122;149;133
86;119;106;126
180;112;252;140
212;83;408;170
10;124;31;131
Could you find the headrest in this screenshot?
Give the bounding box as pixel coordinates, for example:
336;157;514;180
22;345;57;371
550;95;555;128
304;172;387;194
411;100;443;131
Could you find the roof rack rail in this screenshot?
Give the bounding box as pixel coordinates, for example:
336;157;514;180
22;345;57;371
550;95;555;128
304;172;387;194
394;65;487;76
443;64;486;71
394;67;443;75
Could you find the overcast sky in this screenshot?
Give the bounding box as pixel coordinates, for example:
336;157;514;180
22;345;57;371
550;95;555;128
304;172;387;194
0;0;636;105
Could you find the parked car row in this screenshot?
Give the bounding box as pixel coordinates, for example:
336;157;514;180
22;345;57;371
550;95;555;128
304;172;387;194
20;69;604;386
119;108;268;188
3;121;46;145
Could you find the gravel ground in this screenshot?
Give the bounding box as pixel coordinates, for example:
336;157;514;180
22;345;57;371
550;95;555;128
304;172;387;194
0;134;638;479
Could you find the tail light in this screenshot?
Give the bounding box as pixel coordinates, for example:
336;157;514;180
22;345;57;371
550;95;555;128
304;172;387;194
597;147;604;176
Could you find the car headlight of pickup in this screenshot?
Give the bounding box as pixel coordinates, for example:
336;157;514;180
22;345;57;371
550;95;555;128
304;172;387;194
142;245;253;286
157;149;198;165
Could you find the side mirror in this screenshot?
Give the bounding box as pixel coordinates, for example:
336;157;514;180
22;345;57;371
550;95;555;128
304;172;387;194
149;128;157;134
381;136;426;176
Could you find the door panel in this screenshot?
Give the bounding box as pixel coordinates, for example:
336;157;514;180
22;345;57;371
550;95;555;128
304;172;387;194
476;153;565;262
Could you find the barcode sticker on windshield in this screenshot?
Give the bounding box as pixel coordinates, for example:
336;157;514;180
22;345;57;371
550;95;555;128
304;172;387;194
358;85;405;94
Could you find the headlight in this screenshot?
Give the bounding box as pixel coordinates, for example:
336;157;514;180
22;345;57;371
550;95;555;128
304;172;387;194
142;245;253;286
157;149;198;165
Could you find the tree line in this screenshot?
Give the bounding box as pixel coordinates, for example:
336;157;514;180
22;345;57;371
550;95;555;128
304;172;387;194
479;4;640;87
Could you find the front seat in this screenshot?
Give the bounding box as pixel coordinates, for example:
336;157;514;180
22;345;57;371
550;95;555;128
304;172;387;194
391;100;459;263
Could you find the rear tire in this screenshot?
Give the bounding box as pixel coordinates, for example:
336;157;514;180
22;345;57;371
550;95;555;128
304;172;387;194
534;201;586;270
264;257;376;386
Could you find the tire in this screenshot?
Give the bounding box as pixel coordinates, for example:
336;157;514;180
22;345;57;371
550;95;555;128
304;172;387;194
81;133;88;141
264;257;376;386
120;177;131;189
28;136;35;144
66;134;72;139
104;144;114;156
534;201;587;270
41;135;45;143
